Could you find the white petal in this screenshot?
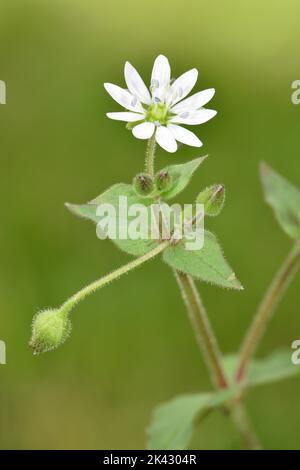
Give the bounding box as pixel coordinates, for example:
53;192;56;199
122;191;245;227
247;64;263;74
132;122;155;139
168;124;203;147
151;55;171;90
106;112;145;122
124;62;151;105
170;108;217;125
171;88;215;114
155;126;177;153
104;83;143;112
166;69;198;106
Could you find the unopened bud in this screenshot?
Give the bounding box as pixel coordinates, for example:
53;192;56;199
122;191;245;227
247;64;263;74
29;308;71;355
133;173;154;197
155;170;173;192
196;184;225;216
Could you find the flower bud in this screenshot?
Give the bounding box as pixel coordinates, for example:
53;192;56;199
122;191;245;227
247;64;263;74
29;308;71;355
133;173;154;197
196;184;225;216
155;170;173;192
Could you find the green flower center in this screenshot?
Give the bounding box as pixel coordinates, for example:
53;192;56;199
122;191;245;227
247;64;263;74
146;102;170;125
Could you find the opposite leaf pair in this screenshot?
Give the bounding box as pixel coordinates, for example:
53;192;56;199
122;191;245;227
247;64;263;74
66;156;241;290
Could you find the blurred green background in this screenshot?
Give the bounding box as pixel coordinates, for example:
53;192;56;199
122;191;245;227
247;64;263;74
0;0;300;449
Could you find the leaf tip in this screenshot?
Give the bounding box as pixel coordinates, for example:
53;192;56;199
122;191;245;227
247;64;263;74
65;202;81;217
227;272;244;290
199;154;209;164
65;202;75;212
259;161;270;179
193;154;209;168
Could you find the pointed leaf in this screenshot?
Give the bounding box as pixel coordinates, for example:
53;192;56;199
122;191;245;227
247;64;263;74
248;350;300;387
66;183;159;256
260;162;300;239
159;156;207;200
163;231;243;290
147;389;235;450
224;350;300;388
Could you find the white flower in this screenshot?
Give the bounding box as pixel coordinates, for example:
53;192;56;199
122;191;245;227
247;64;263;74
104;54;217;153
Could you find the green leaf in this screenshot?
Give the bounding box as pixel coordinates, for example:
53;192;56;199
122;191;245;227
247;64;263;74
147;389;235;450
66;183;159;256
159;156;207;200
248;350;300;387
224;350;300;388
149;351;300;450
260;162;300;239
163;231;243;290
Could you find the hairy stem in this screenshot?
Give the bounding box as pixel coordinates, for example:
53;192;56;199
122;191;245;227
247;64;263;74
144;137;260;449
61;240;169;316
175;271;261;448
236;240;300;382
145;133;156;177
175;271;228;389
145;136;228;388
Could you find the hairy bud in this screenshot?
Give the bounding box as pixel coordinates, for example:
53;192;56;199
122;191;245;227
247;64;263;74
196;184;225;216
155;170;173;192
29;308;71;355
133;173;154;197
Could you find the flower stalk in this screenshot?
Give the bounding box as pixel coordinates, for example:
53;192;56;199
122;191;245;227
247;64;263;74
60;240;169;316
145;132;157;176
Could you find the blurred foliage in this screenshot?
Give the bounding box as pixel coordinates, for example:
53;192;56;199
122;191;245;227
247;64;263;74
0;0;300;449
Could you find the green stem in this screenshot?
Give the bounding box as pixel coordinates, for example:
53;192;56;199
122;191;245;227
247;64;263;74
145;133;156;177
230;403;261;450
144;138;260;449
175;271;260;448
175;271;228;389
144;136;228;388
60;240;169;316
236;240;300;382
